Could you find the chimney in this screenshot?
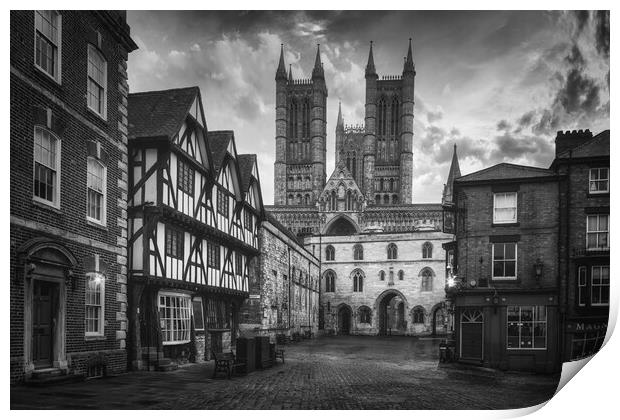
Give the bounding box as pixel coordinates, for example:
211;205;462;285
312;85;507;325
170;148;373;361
555;129;593;157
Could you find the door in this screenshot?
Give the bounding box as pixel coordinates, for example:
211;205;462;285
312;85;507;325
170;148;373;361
32;280;57;367
338;307;351;335
460;309;484;360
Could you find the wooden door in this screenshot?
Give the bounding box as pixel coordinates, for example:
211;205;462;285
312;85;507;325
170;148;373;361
460;309;484;360
32;280;57;367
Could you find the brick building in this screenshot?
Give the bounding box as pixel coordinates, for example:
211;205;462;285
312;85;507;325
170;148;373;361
552;130;610;361
443;149;562;373
10;11;137;383
126;88;264;368
239;213;320;338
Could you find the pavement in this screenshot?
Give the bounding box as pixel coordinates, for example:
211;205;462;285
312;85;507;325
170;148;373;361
10;335;560;410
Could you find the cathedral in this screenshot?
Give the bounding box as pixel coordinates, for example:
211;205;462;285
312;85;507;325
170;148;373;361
266;41;452;336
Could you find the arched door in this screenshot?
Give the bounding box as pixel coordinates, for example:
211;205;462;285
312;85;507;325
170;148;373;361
337;306;351;335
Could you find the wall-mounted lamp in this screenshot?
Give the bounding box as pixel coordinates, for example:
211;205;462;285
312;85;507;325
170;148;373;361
534;258;544;285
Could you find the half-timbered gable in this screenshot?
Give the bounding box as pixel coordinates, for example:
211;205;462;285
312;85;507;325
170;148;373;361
238;154;264;250
127;88;261;369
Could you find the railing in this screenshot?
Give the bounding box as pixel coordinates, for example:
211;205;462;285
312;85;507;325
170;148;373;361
572;247;610;258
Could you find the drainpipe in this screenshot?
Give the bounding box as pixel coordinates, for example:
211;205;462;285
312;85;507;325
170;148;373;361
288;246;291;331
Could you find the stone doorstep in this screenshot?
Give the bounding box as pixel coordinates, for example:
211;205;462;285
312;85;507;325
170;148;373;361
26;368;86;387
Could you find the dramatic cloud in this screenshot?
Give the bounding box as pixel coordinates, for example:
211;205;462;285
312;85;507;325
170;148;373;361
127;10;609;204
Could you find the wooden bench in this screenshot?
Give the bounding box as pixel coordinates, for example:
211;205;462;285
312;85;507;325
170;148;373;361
212;352;246;379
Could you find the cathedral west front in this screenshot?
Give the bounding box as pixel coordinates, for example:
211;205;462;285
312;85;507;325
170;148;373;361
266;40;453;336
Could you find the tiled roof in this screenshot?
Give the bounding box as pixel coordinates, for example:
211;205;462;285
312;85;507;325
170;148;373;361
207;130;234;174
128;87;198;140
237;154;256;192
457;162;555;183
556;129;610;159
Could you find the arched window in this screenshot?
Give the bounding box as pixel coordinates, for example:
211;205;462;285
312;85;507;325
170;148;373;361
296;194;302;205
398;270;404;281
384;194;390;205
352;157;356;180
289;99;298;139
387;243;398;260
379;178;384;191
287;194;294;205
422;242;433;259
325;245;335;261
353;270;364;292
412;307;425;324
375;194;381;203
304;194;310;205
324;270;335;292
377;97;387;137
392;194;398;204
421;268;433;291
353;244;364;260
302;98;310;139
379;270;385;281
359;306;372;324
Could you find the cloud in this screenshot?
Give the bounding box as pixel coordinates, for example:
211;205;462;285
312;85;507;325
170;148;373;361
594;10;610;57
496;120;511;132
489;133;554;167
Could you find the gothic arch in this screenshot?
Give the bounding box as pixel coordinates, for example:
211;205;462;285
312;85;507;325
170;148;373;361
323;214;360;236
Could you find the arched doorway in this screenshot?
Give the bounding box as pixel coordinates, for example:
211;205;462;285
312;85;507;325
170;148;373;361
431;303;447;336
376;289;408;336
323;215;359;236
337;305;352;335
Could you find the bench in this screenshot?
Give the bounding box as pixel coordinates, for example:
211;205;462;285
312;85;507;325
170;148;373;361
212;352;246;379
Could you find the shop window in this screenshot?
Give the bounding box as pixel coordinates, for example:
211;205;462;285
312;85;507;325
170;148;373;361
158;293;192;344
507;306;547;349
570;329;605;360
493;192;517;224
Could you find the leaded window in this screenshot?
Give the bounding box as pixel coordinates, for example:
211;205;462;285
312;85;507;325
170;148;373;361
158;293;192;344
165;226;184;259
177;158;194;195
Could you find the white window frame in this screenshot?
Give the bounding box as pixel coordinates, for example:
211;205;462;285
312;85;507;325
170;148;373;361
158;292;192;345
591;266;610;306
506;306;547;350
86;44;107;119
34;10;62;83
33;126;61;208
493;192;517;224
85;272;105;337
586;214;609;251
492;242;518;280
589;167;609;194
86;157;107;226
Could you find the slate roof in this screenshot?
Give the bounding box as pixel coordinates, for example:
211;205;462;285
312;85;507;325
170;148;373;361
456;162;555;183
128;87;199;140
556;129;610;159
237;154;256;192
207;130;234;174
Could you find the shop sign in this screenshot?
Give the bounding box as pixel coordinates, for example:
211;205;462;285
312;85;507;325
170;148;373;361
566;321;608;332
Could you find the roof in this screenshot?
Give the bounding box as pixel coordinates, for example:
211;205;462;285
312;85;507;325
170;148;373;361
237;154;256;192
128;87;199;140
456;162;555;184
556;129;610;159
207;130;234;174
264;211;304;247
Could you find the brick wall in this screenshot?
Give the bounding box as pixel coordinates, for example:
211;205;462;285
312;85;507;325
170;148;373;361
10;11;135;383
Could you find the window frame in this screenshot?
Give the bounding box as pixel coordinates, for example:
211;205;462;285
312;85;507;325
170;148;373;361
324;271;335;293
84;272;105;337
589;167;609;194
325;245;335;261
359;306;372;324
412;307;425;324
177;157;194;196
353;271;364;292
577;266;587;307
422;242;433;259
493;192;518;224
387;243;398;260
506;305;547;350
207;241;220;269
217;187;229;216
165;226;184;259
492;242;518;280
34;10;62;83
586;214;609;251
86;44;107;119
158;292;192;345
86;156;107;226
33;126;61;208
353;244;364;261
591;265;610;306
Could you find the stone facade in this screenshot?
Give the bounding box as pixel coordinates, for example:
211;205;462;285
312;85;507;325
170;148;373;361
305;231;450;336
240;215;321;339
10;11;137;383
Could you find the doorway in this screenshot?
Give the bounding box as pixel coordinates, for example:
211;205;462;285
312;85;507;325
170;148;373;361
460;309;484;360
376;290;408;335
32;280;58;367
337;305;352;335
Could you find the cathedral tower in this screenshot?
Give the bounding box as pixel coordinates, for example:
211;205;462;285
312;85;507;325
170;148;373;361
274;44;327;206
363;40;416;205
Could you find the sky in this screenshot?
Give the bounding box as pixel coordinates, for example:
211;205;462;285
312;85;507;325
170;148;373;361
126;10;609;204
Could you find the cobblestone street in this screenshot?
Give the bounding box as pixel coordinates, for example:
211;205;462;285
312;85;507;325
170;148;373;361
11;336;560;410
